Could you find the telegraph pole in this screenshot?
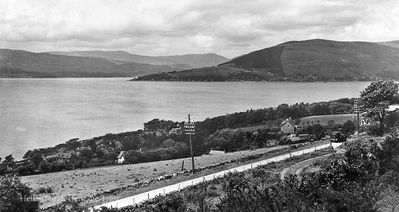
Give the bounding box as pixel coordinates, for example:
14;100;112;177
354;98;360;136
184;113;195;174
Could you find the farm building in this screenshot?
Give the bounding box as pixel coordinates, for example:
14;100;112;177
45;152;72;164
281;118;295;134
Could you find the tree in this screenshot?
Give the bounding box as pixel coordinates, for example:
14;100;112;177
312;124;325;139
361;80;399;135
38;160;52;173
342;120;356;136
31;152;44;168
311;104;330;115
0;175;39;211
3;154;15;168
4;154;14;163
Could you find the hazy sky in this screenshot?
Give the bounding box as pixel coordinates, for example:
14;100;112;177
0;0;398;58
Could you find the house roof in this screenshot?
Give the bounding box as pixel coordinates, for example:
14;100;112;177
117;151;126;159
46;152;72;159
281;118;294;127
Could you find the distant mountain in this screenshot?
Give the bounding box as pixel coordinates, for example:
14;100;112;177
134;39;399;81
0;49;188;78
47;50;173;65
378;40;399;48
48;51;228;68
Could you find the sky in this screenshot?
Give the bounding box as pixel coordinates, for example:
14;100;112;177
0;0;398;58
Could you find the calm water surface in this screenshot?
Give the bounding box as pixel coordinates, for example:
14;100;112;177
0;78;371;158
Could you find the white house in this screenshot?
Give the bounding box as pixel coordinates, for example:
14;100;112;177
117;151;127;164
388;104;399;113
209;149;225;155
281;118;295;134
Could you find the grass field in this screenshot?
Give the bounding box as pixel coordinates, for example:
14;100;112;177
298;114;356;126
21;145;288;209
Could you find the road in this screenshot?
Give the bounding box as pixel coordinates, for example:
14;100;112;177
93;142;342;210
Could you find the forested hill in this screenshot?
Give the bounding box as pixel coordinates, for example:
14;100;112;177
134;39;399;81
0;49;189;78
47;51;228;68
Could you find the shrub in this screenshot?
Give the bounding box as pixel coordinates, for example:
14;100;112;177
53;196;87;212
38;187;46;194
46;186;53;193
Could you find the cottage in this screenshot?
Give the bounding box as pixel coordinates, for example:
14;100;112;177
45;152;72;164
209;149;225;155
281;118;296;134
117;151;127;164
388;104;399;113
360;116;373;126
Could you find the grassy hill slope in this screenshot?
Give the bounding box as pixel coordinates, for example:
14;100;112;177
157;53;228;68
135;39;399;81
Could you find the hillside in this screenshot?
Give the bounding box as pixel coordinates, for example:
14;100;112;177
157;53;228;68
47;50;174;65
134;39;399;81
48;51;228;68
378;40;399;48
0;49;188;78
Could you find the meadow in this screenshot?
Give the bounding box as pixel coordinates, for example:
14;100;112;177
22;145;287;208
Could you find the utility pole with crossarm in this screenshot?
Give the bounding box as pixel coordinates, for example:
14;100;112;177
184;113;195;173
354;98;360;137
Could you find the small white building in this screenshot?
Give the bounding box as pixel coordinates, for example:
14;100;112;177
117;151;127;164
209;149;225;155
388;104;399;113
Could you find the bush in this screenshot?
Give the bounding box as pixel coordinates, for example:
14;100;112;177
38;187;46;194
53;196;87;212
362;123;383;136
46;186;53;193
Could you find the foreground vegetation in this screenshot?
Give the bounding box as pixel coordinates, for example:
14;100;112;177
96;132;399;212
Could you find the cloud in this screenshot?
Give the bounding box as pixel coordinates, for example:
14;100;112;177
0;0;398;58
